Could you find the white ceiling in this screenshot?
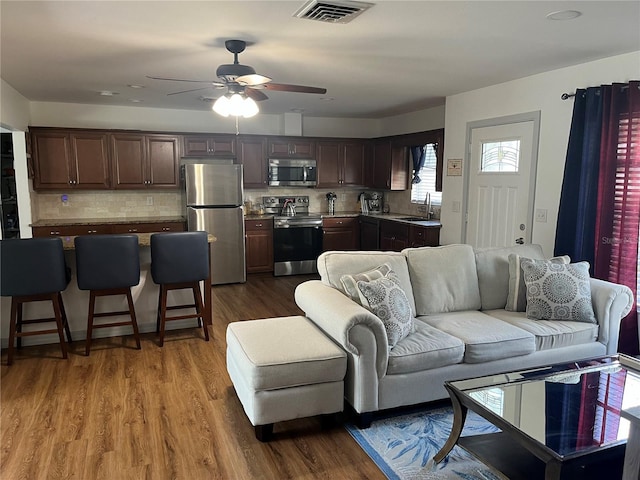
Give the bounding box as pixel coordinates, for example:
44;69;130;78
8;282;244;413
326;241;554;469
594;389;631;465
1;1;639;119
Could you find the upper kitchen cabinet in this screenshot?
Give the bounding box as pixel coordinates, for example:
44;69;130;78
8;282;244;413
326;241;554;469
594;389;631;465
316;140;367;188
111;133;180;189
371;140;409;190
183;135;236;157
268;137;315;158
31;128;110;190
238;136;268;188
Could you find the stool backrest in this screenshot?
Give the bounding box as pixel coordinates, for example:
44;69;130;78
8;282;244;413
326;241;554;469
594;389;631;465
150;231;209;284
1;237;69;296
75;235;140;290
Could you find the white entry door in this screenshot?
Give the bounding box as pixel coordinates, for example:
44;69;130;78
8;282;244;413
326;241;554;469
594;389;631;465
464;119;538;248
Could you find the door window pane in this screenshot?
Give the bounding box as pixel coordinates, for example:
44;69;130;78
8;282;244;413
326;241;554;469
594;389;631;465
481;139;520;172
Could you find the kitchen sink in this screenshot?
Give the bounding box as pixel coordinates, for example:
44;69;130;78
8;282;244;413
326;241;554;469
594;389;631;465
396;216;429;222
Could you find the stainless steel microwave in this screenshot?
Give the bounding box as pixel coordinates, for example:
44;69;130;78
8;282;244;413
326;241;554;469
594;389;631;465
268;158;317;187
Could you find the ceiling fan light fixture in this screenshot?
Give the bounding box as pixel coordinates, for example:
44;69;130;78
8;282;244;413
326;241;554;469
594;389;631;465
213;93;259;118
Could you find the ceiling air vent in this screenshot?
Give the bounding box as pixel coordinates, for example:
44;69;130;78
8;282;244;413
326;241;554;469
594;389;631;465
293;0;373;24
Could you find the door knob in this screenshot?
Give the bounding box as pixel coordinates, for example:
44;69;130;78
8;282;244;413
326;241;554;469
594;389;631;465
515;237;524;245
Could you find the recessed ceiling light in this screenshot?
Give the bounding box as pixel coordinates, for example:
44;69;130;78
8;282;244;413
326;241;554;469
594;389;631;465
320;97;335;101
290;108;305;113
129;99;142;103
99;90;119;96
546;10;582;21
128;84;145;89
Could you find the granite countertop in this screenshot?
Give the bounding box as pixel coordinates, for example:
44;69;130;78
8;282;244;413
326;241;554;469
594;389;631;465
31;216;186;227
59;232;215;250
244;211;441;227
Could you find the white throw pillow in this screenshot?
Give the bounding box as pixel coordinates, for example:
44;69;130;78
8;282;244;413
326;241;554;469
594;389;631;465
356;273;414;347
506;254;570;312
521;259;596;324
340;263;392;305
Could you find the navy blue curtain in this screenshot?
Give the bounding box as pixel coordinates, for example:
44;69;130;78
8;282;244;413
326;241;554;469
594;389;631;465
411;146;426;184
554;87;604;263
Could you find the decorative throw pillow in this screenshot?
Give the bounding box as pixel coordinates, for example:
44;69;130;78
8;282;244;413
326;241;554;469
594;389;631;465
521;259;596;324
340;263;393;305
356;274;413;347
506;254;570;312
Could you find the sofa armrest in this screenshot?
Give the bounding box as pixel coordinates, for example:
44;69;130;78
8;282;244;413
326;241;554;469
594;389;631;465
590;278;634;354
295;280;389;413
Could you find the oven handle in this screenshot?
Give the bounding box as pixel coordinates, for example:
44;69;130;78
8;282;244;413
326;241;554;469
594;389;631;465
274;224;322;229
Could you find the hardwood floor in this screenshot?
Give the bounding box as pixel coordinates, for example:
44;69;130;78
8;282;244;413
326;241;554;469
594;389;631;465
1;273;384;480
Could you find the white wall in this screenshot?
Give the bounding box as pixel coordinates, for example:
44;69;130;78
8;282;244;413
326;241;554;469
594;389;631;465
441;51;640;256
0;79;30;131
378;104;446;137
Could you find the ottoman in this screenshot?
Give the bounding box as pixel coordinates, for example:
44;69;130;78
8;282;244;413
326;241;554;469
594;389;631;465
226;315;347;441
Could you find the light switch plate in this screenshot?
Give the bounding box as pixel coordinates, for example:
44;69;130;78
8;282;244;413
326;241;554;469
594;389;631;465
535;208;547;222
452;201;461;213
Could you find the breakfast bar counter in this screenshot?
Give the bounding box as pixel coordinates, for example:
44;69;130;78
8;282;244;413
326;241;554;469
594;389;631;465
0;233;215;349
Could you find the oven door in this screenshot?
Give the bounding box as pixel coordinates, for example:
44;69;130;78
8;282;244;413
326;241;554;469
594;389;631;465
273;225;323;276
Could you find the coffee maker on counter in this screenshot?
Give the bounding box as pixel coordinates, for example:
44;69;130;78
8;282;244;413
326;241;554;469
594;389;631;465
359;191;384;214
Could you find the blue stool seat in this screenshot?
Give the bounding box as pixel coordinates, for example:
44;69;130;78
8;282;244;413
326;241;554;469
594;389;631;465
150;231;210;346
0;237;73;365
75;234;141;355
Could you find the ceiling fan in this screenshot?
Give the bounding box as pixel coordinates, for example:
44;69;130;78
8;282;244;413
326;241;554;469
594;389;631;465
147;39;327;107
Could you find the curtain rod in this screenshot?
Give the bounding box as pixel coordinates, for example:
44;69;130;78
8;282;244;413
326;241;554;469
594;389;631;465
562;83;637;100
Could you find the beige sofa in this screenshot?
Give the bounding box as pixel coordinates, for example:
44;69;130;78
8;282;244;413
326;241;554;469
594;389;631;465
294;244;634;426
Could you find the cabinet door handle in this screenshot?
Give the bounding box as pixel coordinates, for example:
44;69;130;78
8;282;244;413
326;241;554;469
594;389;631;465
50;230;60;235
88;230;97;234
128;228;138;232
162;227;171;231
256;223;263;227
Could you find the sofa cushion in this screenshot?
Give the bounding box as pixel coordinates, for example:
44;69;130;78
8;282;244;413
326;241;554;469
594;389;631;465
357;273;414;347
420;311;535;363
474;244;544;310
386;319;464;375
506;254;570;312
317;251;417;316
486;309;599;350
404;245;481;315
522;260;597;324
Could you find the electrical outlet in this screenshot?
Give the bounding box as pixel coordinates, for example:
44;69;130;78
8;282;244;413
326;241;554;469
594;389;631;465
146;196;153;206
535;208;548;223
452;201;461;213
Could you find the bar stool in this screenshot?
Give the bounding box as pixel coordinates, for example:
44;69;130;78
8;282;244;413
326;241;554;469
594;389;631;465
74;234;141;356
150;231;210;346
0;237;73;365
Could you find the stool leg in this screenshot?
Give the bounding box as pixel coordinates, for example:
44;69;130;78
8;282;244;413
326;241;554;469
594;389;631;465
58;293;73;344
126;290;141;350
158;285;168;347
16;300;23;350
193;283;209;342
85;290;96;356
7;298;18;365
192;286;202;328
52;294;68;360
155;288;162;334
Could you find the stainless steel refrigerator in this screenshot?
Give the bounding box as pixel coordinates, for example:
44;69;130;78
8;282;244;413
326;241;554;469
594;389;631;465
184;161;246;285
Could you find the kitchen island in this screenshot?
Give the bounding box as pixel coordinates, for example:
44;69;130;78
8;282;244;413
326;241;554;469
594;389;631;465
0;232;215;349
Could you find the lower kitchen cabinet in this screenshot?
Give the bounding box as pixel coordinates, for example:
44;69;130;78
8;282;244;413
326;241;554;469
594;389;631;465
245;218;274;273
32;221;186;238
322;216;359;252
110;222;185;234
409;224;441;247
379;219;410;251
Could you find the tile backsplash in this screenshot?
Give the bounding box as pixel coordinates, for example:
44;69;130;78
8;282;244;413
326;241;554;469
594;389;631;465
32;191;184;220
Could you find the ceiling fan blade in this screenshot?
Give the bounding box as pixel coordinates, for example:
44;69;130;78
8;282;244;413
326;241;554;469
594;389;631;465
167;87;213;96
263;83;327;94
236;74;272;86
245;88;269;102
146;75;224;86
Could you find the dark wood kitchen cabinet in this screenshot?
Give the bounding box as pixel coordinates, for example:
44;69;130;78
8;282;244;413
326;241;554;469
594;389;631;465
268;137;315;158
238;136;268;188
183;135;236;157
316;140;367;188
409;224;441;247
322;216;359;252
111;134;180;189
372;140;409;190
379;219;410;251
31;128;110;190
245;218;273;273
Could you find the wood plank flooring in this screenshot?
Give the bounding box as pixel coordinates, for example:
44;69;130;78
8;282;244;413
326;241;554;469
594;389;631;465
1;273;384;480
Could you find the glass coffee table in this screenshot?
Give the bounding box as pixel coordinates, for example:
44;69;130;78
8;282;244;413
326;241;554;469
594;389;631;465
434;354;640;480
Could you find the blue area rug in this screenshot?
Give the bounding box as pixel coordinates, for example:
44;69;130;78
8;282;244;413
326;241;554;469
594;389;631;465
345;405;502;479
